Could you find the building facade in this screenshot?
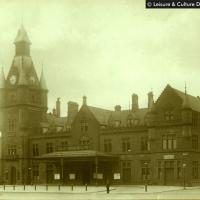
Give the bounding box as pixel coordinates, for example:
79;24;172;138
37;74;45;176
0;27;200;186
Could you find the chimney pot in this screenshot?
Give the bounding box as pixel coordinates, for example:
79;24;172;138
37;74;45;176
83;96;87;105
132;93;139;111
115;105;121;111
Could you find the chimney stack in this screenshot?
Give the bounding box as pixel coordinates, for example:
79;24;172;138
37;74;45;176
68;101;79;120
115;105;121;112
132;93;139;111
83;96;87;105
56;98;61;117
148;92;154;109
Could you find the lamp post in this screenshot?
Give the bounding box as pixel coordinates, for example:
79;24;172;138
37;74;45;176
144;162;148;192
182;163;186;190
28;167;32;185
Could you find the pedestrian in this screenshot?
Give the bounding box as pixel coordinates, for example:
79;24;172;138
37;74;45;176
106;179;110;194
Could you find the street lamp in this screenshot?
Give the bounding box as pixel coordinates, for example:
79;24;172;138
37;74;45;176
28;168;32;185
182;163;186;190
144;162;148;192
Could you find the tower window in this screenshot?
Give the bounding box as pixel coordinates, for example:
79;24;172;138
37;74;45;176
8;119;16;132
8;144;17;155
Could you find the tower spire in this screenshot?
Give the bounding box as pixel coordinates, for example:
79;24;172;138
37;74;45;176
14;25;31;56
0;67;5;89
40;67;47;90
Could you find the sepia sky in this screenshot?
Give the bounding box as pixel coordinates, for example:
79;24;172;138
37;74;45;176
0;0;200;116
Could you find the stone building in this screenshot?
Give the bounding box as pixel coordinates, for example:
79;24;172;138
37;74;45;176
0;26;200;186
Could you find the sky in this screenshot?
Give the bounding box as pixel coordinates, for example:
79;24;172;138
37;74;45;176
0;0;200;116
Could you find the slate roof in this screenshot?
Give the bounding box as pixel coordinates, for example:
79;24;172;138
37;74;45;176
109;108;149;126
171;85;200;112
88;106;112;125
87;105;149;126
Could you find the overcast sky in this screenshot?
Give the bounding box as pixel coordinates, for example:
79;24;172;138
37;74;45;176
0;0;200;116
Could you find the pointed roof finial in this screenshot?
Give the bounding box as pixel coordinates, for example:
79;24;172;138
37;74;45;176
0;67;5;89
14;24;31;44
40;66;48;90
182;82;190;109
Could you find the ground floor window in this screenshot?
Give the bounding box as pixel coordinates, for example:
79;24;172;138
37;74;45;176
33;165;39;180
141;161;150;180
192;161;198;179
122;161;131;183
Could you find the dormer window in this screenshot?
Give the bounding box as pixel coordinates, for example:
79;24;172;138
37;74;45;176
114;120;121;128
127;119;134;127
164;110;174;121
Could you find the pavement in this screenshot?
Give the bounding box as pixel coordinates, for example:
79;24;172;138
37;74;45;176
0;185;200;199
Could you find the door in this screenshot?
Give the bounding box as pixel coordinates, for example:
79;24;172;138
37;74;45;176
82;165;91;185
10;166;16;185
122;168;131;183
164;161;174;185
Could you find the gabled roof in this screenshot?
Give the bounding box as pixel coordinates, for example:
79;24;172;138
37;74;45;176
14;25;31;44
173;87;200;112
157;84;200;112
88;106;112;125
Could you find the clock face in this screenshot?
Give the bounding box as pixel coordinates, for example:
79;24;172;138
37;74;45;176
30;76;35;84
10;75;17;85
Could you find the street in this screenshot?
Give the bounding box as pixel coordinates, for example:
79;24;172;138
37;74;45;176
0;185;199;199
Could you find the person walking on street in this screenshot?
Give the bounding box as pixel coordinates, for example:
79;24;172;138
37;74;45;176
106;179;110;194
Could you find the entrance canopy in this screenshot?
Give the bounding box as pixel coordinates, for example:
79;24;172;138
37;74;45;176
37;150;118;161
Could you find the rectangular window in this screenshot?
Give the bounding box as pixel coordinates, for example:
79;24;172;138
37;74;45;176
8;145;17;155
8;119;16;132
104;139;112;152
32;144;39;156
61;141;68;151
80;120;88;132
164;111;174;121
192;161;198;179
192;135;198;150
33;165;39;180
141;136;150;151
192;112;198;127
162;135;176;150
122;138;131;152
46;143;53;153
141;161;150;180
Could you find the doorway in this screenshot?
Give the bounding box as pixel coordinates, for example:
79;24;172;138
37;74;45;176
10;166;16;185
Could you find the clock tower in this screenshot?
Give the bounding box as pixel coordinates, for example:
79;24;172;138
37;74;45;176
0;25;48;184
